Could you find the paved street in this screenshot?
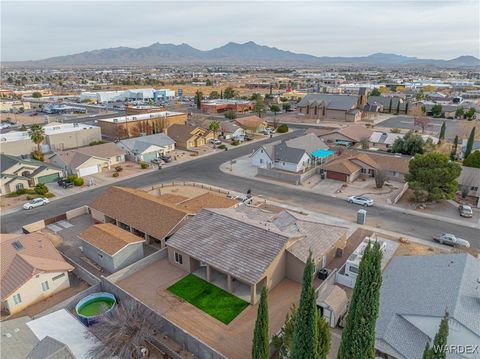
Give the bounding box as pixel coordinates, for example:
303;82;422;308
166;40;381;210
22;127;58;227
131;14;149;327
1;130;478;248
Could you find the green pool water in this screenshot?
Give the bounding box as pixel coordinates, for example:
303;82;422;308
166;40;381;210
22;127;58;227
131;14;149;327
78;298;115;317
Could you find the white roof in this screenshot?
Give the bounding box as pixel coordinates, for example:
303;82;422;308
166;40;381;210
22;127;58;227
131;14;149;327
27;309;99;359
98;111;184;123
43;123;99;135
0;131;31;143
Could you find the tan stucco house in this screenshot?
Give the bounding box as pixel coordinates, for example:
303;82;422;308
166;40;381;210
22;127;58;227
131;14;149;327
166;124;214;150
0;154;63;195
167;206;348;304
49;143;125;177
1;232;73;316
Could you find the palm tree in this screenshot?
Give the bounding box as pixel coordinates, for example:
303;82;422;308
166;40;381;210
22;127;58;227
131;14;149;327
86;300;158;359
209;121;220;139
29;124;45;151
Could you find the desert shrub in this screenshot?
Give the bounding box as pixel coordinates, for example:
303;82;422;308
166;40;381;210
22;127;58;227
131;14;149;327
73;177;84;186
89;140;107;146
34;183;49;196
276;124;289;133
140;162;149;169
26;194;41;200
112;172;120;177
115;166;123;172
231;140;240;146
217;144;226;149
31;150;44;161
45;192;55;198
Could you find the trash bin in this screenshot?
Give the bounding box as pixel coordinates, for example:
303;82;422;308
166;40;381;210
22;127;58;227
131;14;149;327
357;209;367;225
317;268;328;280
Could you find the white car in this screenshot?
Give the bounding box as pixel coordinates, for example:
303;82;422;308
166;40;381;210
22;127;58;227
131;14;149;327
210;139;222;145
23;197;49;210
346;195;374;206
433;233;470;248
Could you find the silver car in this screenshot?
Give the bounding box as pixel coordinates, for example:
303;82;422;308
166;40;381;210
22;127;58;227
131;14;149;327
23;197;49;210
346;195;374;207
433;233;470;248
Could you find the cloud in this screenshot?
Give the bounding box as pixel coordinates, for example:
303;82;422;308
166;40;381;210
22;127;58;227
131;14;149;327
1;0;478;61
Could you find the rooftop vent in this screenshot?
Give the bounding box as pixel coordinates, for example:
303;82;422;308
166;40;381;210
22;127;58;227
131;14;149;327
12;240;24;251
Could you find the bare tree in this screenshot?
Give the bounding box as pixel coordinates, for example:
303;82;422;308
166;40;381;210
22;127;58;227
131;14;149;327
413;106;431;134
375;170;387;189
86;300;158;359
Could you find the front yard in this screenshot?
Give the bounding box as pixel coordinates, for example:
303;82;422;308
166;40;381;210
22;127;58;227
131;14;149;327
168;274;249;324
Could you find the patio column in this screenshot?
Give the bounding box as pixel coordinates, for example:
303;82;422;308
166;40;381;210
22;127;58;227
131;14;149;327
250;283;257;304
206;265;211;282
227;274;233;293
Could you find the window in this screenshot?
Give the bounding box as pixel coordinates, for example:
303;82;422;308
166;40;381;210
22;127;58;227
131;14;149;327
259;159;263;164
116;156;122;161
52;273;65;281
15;183;24;191
13;293;22;304
471;186;478;191
349;265;359;274
41;281;49;291
174;252;183;264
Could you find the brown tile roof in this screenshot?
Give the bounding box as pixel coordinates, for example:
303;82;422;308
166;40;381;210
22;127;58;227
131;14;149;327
52;143;124;168
351;153;379;169
89;187;189;240
175;192;238;214
322;157;361;174
79;223;145;256
365;152;410;174
167;124;202;143
1;232;73;300
235;115;266;129
337;125;373;142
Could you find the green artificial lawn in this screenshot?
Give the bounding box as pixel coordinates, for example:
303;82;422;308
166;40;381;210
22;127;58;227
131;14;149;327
168;274;249;324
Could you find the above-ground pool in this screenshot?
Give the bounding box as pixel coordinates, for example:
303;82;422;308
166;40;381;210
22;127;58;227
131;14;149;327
75;292;116;326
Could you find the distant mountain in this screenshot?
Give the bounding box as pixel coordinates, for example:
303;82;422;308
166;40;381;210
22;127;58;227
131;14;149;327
5;42;480;67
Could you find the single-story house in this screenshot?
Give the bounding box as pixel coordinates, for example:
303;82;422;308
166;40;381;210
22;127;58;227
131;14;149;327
375;253;479;359
166;124;214;150
308;125;373;147
79;223;145;272
321;150;410;183
117;133;175;162
219;121;246;141
365;96;412;115
251;133;331;173
316;284;348;328
1;232;74;316
89;186;191;247
457;166;480;207
235;115;268;133
49;143;125;177
369;131;438;150
167;206;348;304
0;154;64;195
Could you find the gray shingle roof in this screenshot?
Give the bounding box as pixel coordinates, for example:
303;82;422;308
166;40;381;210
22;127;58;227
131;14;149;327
119;133;175;154
0;316;38;359
274;142;306;163
297;94;359;111
376;253;480;359
26;336;75;359
0;154;61;174
167;208;291;284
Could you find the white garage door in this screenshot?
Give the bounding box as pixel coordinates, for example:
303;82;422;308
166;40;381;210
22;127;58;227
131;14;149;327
78;165;99;177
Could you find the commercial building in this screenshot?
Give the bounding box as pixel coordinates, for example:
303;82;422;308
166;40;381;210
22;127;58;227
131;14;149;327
42;122;102;152
80;88;175;103
0;131;37;157
0;100;31;113
200;99;254;113
96;111;187;139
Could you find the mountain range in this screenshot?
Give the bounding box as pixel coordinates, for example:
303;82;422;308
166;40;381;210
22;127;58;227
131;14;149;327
5;41;480;67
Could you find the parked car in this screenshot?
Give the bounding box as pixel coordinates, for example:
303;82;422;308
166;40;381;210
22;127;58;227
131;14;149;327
346;195;374;207
458;204;473;218
433;233;470;248
210;139;222;145
151;158;161;165
23;197;49;210
30;112;38;116
234;194;253;204
262;128;274;135
159;155;172;163
57;178;74;188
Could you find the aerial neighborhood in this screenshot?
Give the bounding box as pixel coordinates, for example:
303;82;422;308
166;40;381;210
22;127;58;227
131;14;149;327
1;3;479;359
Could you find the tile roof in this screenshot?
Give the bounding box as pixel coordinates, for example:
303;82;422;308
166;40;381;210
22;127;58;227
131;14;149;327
79;223;145;256
52;143;124;167
89;186;189;240
322;157;361;174
376;254;480;359
307;125;373;142
175;192;238;214
0;233;74;300
235;115;266;129
167;124;201;143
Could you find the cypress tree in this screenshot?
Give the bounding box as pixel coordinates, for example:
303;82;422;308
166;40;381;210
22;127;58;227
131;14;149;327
422;342;432;359
405;101;409;114
431;312;449;359
464;127;476;159
388;98;392;113
439;121;446;142
220;90;223;99
396;100;400;115
252;287;269;359
316;317;331;359
450;135;458;161
337;242;383;359
291;252;319;359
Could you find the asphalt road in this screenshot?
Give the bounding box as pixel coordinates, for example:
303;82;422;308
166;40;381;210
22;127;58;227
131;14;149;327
1;130;478;248
376;115;461;141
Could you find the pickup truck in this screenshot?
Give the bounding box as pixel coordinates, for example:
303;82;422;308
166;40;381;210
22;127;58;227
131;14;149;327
433;233;470;248
57;178;74;189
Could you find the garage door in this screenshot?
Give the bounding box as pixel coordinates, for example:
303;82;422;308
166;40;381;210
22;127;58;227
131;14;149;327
38;173;61;184
326;171;348;182
79;165;99;177
142;151;158;162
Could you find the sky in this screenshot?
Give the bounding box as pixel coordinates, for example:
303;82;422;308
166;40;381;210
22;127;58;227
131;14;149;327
1;0;479;61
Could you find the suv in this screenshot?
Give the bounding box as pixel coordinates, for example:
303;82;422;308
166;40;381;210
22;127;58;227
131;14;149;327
159;155;172;163
458;204;473;218
58;178;74;188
